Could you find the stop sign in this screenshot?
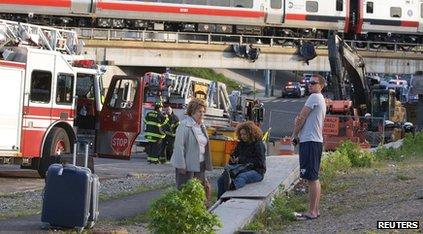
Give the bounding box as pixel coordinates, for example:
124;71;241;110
111;132;129;153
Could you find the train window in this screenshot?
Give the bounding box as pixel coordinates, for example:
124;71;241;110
56;73;74;105
390;7;401;18
141;0;158;2
30;70;52;103
336;0;343;11
185;0;207;5
232;0;253;8
306;1;318;13
271;0;282;9
421;4;423;18
159;0;183;3
208;0;230;7
366;2;373;13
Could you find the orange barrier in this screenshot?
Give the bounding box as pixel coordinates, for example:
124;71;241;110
279;137;294;155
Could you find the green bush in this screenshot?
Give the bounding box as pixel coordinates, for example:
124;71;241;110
373;146;401;161
320;151;352;182
337;141;373;167
148;179;221;234
400;132;423;158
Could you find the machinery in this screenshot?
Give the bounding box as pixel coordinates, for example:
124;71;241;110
324;31;412;150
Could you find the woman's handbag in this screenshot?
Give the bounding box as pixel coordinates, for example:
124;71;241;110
224;163;254;178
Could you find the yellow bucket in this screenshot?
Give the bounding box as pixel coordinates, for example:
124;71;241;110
210;139;230;167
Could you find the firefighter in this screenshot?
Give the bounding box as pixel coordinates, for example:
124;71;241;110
144;101;168;164
252;101;264;126
163;106;180;163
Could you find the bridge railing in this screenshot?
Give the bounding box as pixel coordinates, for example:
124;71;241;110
73;28;423;53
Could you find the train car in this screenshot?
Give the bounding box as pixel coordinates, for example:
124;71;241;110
0;0;421;43
356;0;423;43
94;0;266;34
282;0;348;37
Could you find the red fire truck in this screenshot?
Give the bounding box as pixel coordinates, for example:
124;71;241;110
0;19;144;177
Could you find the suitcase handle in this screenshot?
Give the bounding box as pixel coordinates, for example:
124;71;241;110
73;140;90;168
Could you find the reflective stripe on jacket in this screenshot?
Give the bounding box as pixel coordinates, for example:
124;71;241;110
144;110;168;141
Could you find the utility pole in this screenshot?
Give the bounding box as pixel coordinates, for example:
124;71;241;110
264;69;270;97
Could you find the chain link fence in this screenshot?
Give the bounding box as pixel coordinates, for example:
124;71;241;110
266;110;385;153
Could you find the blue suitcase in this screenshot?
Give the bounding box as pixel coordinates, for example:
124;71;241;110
41;142;98;231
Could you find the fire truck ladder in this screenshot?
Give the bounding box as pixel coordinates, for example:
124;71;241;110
0;19;79;55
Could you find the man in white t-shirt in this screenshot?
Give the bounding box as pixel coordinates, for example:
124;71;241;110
291;74;326;220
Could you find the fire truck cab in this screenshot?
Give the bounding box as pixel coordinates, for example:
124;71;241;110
0;20;144;177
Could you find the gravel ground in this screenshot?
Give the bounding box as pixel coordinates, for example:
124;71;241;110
0;168;224;220
282;157;423;233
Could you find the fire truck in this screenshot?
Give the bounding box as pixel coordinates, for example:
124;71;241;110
0;19;238;177
0;19;146;177
136;71;234;146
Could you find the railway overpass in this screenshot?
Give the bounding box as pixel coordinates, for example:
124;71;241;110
78;29;423;74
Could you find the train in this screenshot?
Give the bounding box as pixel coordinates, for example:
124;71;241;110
1;0;422;45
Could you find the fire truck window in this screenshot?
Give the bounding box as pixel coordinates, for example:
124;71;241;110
390;7;401;18
306;1;318;13
76;74;95;99
108;79;138;109
208;0;230;7
30;70;52;103
56;73;74;105
271;0;282;9
366;2;373;13
185;0;207;5
336;0;343;11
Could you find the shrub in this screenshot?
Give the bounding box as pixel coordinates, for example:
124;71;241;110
373;146;401;161
400;132;423;158
374;132;423;161
337;140;373;167
148;179;221;234
320;151;352;182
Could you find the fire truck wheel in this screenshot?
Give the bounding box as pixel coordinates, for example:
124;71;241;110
38;127;71;178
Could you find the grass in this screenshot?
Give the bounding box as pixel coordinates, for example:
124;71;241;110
0;182;171;220
0;210;41;220
173;68;241;91
244;132;423;232
243;193;307;232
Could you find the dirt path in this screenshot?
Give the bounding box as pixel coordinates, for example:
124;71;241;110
283;157;423;233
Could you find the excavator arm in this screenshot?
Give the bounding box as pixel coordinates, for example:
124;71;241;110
328;31;371;113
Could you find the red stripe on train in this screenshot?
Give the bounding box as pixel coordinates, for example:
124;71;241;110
0;60;26;69
97;2;265;18
401;21;419;27
0;0;71;7
285;14;306;20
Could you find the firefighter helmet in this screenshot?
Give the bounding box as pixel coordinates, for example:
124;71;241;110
155;101;163;108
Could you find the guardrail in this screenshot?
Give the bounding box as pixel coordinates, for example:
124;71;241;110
73;28;423;53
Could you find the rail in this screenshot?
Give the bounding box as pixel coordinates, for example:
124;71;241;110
72;28;423;54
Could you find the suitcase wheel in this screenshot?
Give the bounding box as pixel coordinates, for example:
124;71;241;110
40;222;50;230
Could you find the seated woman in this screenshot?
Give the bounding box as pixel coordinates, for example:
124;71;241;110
217;121;266;199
